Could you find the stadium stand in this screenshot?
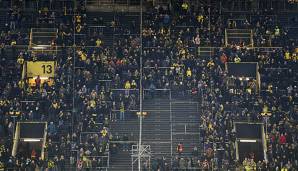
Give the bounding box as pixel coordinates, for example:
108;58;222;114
0;0;297;170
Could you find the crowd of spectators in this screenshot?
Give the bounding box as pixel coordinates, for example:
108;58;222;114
0;0;298;170
142;1;298;170
198;46;298;170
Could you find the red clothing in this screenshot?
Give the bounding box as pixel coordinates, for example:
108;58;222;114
177;144;183;153
191;88;198;95
31;149;36;159
220;53;228;64
116;59;123;66
279;135;286;144
35;77;41;87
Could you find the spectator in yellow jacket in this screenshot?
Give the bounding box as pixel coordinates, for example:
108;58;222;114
186;67;192;78
124;80;131;97
120;102;125;121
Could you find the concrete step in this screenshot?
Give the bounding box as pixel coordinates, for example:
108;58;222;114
110;97;203;170
110;150;136;171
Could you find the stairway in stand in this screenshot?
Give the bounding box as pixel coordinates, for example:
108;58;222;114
142;98;172;159
109;94;202;170
171;101;202;157
109;111;139;171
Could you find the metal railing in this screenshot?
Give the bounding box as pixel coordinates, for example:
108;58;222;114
225;29;254;47
1;0;298;12
221;0;298;12
0;0;75;11
1;44;284;49
82;155;109;170
86;0;140;6
85;0;141;12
